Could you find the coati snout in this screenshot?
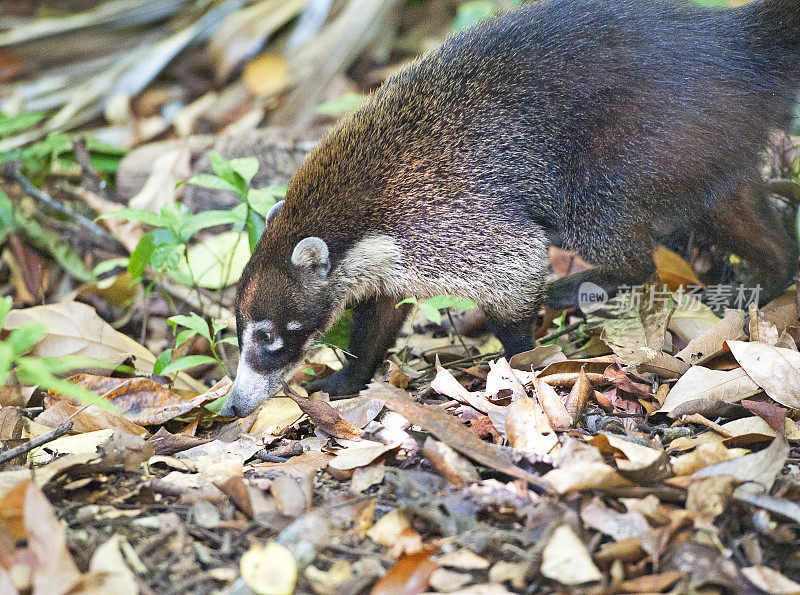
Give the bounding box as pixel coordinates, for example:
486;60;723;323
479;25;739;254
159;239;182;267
222;0;800;417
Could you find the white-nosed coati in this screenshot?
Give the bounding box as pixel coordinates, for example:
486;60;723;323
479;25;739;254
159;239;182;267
221;0;800;417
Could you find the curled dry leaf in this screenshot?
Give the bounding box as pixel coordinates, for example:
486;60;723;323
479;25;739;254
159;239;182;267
371;551;439;595
36;400;150;438
588;433;671;483
240;541;297;595
328;440;400;471
282;383;361;440
741;566;800;595
564;365;592;421
693;437;790;496
3;302;206;392
727;341;800;409
580;497;650;541
534;378;572;430
653;245;705;291
422;436;481;488
431;360;495;413
508;344;567;371
486;357;527;401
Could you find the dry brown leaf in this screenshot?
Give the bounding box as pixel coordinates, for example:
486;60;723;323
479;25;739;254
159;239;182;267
727;341;800;409
249;397;304;436
3;302;205;392
243;53;289;97
653;245;705;291
588;433;671;483
580;497;650;540
508;344;567;370
84;534;138;595
240;542;297;595
35;400;149;438
431;360;495;413
741;565;800;594
675;310;745;365
366;509;411;547
541;525;603;586
671;441;750;476
371;551;439;595
505;396;558;456
616;570;684;593
282;385;362;440
422;437;480;488
564;365;592;421
658;366;761;415
435;549;489;570
364;383;553;492
485;358;527;401
328;440;399;471
693;437;789;495
535;377;573;429
49;374;214;425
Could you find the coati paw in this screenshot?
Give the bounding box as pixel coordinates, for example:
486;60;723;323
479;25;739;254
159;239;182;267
305;368;368;397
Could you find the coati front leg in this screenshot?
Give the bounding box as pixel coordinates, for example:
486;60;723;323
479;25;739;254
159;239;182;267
309;295;412;396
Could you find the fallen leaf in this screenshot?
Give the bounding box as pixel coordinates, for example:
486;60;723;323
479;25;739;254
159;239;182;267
653;245;705;291
541;525;603;586
741;566;800;595
616;570;684;593
727;341;800;408
283;384;362;440
3;302;205;392
422;437;480;488
435;549;489;570
505;395;558;456
658;366;761;415
534;377;572;430
485;358;527;401
371;551;438;595
365;383;552;492
328;440;400;471
674;309;746;366
85;534;138;595
564;366;592;421
36;400;149;438
366;509;411;547
243;53;289;96
693;437;789;495
240;542;297;595
431;360;495;413
249;398;304;436
508;344;567;370
580;497;650;540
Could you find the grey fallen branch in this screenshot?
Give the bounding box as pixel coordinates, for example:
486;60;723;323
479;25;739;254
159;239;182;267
0;421;73;466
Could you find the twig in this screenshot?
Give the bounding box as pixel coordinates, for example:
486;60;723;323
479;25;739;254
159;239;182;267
536;321;582;345
72;138;106;197
2;166;122;248
0;421;73;466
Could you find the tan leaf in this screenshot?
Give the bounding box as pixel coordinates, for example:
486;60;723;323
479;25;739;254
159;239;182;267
243;53;289;97
3;302;205;392
658;366;761;415
240;542;296;595
534;378;572;430
485;358;527;401
653;245;705;291
431;360;495;413
727;341;800;408
35;400;149;438
328;440;399;471
674;309;746;366
505;396;558;456
742;566;800;595
564;366;592;421
541;525;603;586
693;437;789;495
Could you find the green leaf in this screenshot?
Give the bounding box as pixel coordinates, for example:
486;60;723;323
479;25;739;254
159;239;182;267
247;186;285;217
159;355;218;376
315;93;368;116
0;297;12;327
99;207;163;227
217;336;239;346
92;257;129;277
246;210;264;255
149;241;184;272
169;231;249;289
454;1;496;29
204;393;228;414
184;173;240;193
15;357;113;409
419;303;443;325
153;349;173;376
0;189;16;240
209;151;246;194
318;309;353;350
0;111;46;137
422;295;477;311
396;297;418;309
128;232;156;279
229;157;260;186
179;209;243;238
211;321;228;336
169;312;212;342
7;323;47;356
175;328;196;348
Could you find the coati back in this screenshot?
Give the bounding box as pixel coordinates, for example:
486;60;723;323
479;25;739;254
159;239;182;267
222;0;800;417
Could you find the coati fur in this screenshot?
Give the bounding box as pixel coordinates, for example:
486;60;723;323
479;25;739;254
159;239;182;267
222;0;800;417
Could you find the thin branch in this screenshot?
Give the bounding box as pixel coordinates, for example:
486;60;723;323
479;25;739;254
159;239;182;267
0;421;73;466
2;166;122;248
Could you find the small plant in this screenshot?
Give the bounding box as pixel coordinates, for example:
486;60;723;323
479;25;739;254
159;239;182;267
396;295;477;358
154;312;235;378
396;295;477;325
0;298;107;406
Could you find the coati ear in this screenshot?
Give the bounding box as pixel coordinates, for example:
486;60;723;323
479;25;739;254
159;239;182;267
291;237;330;276
266;201;283;226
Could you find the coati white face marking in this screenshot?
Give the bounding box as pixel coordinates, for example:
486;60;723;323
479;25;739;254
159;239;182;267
221;235;333;417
